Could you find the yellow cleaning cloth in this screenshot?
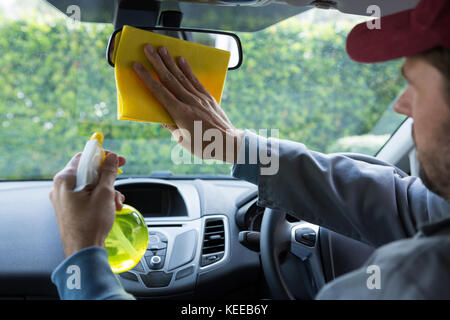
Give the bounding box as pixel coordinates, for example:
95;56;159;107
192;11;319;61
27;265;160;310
112;25;231;125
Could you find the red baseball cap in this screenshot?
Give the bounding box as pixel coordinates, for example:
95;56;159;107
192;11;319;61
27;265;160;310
346;0;450;63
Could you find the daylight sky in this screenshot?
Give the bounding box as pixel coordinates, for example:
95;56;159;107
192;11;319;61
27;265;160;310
0;0;63;21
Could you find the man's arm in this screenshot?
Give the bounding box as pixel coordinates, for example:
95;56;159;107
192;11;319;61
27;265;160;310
51;247;134;300
130;45;450;248
232;130;450;247
49;152;135;299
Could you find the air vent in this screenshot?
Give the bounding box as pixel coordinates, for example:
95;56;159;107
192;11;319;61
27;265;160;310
201;218;225;267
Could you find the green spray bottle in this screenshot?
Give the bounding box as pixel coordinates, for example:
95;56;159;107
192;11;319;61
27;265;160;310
75;132;148;273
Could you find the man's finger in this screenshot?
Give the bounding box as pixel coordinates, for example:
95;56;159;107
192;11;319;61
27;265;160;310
53;152;82;191
65;152;82;170
115;190;124;211
97;153;118;189
133;62;185;118
161;123;178;133
157;46;204;99
177;57;211;97
143;45;200;106
177;57;230;122
104;150;126;167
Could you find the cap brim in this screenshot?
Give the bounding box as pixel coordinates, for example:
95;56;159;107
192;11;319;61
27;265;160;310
346;9;440;63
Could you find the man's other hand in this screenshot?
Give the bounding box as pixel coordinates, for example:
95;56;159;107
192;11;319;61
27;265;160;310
49;151;126;257
133;44;244;163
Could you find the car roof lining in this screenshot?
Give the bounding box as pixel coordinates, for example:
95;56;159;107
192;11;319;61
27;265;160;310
45;0;419;32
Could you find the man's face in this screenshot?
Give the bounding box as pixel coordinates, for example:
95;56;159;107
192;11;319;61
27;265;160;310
394;56;450;201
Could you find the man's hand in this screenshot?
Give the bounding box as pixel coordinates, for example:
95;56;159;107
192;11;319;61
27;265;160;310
49;151;126;257
133;44;244;163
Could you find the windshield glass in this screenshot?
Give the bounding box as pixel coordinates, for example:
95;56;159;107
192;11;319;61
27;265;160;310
0;1;406;180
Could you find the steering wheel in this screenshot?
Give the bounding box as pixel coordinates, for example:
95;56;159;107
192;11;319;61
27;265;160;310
259;153;409;299
260;208;324;300
260;208;296;299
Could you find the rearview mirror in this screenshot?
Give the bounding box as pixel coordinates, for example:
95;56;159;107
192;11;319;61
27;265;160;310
106;26;243;70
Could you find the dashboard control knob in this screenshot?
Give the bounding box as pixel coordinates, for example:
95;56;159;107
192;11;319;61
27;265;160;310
151;255;161;265
146;255;165;270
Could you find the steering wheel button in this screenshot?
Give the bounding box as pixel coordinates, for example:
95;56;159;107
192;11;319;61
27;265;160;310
302;233;316;241
295;228;316;246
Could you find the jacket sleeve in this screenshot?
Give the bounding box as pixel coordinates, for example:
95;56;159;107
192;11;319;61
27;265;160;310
231;130;450;247
51;246;135;300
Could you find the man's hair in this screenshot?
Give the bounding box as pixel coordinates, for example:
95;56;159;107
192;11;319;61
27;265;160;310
417;46;450;105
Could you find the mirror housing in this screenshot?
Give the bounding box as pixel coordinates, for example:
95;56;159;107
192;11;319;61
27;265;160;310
106;26;243;70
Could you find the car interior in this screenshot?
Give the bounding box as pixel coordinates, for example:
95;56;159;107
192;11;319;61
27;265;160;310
0;0;421;300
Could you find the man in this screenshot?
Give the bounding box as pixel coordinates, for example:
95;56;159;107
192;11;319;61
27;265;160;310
50;0;450;299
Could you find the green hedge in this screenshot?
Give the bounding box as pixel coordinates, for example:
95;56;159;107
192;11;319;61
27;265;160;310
0;16;405;179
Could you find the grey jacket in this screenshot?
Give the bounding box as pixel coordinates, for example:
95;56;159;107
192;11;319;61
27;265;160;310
231;130;450;299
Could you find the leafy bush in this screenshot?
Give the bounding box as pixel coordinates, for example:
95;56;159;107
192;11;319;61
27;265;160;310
0;13;405;179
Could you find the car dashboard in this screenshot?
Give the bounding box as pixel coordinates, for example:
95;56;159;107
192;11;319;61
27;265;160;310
0;176;376;300
0;178;263;299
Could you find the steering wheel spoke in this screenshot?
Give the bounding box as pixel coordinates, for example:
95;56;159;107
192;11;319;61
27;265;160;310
260;208;325;299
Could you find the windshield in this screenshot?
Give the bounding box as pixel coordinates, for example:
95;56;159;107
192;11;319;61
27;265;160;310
0;1;406;180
